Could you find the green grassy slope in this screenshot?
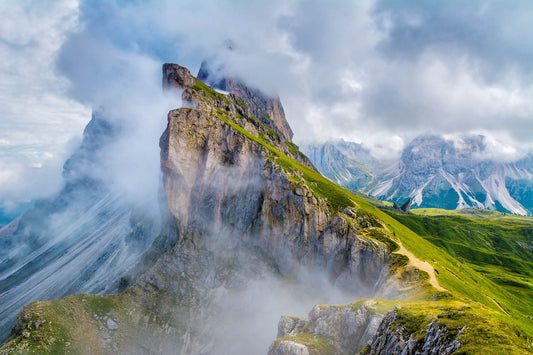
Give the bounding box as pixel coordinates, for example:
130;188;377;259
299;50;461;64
390;208;533;325
202;81;533;345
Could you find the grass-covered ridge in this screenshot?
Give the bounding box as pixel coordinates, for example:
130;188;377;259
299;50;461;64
191;79;533;346
398;208;533;279
369;299;533;354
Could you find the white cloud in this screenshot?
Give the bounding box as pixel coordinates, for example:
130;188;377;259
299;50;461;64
2;0;533;208
0;0;91;205
54;0;533;158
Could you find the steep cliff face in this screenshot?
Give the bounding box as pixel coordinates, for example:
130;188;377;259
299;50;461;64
0;64;416;354
135;65;405;353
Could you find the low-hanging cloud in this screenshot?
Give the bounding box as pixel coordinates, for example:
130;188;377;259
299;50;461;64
2;0;533;208
57;30;178;212
59;0;533;154
0;0;90;207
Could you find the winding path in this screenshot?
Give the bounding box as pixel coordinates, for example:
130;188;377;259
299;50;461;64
396;241;447;292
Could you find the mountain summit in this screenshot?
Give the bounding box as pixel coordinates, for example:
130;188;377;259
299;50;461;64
196;60;294;142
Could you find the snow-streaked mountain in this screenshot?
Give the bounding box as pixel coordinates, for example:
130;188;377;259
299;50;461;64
0;114;159;341
301;140;380;191
303;136;533;215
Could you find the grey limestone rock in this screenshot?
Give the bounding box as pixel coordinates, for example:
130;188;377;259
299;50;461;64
361;311;463;355
269;340;310;355
106;318;118;331
270;300;385;354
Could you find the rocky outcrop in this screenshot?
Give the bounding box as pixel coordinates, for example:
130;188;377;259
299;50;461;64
269;301;468;355
269;300;384;355
399;198;412;213
361;310;463;355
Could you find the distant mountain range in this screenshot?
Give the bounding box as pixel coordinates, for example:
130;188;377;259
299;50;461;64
302;135;533;215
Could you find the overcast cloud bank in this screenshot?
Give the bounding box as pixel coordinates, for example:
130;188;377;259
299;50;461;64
1;0;532;208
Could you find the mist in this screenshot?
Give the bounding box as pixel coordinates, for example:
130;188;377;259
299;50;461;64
212;268;372;354
0;3;180;340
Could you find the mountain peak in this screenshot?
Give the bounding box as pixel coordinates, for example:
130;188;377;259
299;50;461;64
195;60;294;141
305;136;533;215
161;62;314;169
162;63;196;91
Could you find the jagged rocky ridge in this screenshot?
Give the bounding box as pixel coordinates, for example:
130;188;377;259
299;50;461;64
1;62;532;354
268;300;465;355
196;60;294;142
303;137;533;215
360;310;463;355
0;63;446;354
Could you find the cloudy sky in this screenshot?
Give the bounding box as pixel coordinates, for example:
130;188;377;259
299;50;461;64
1;0;532;209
